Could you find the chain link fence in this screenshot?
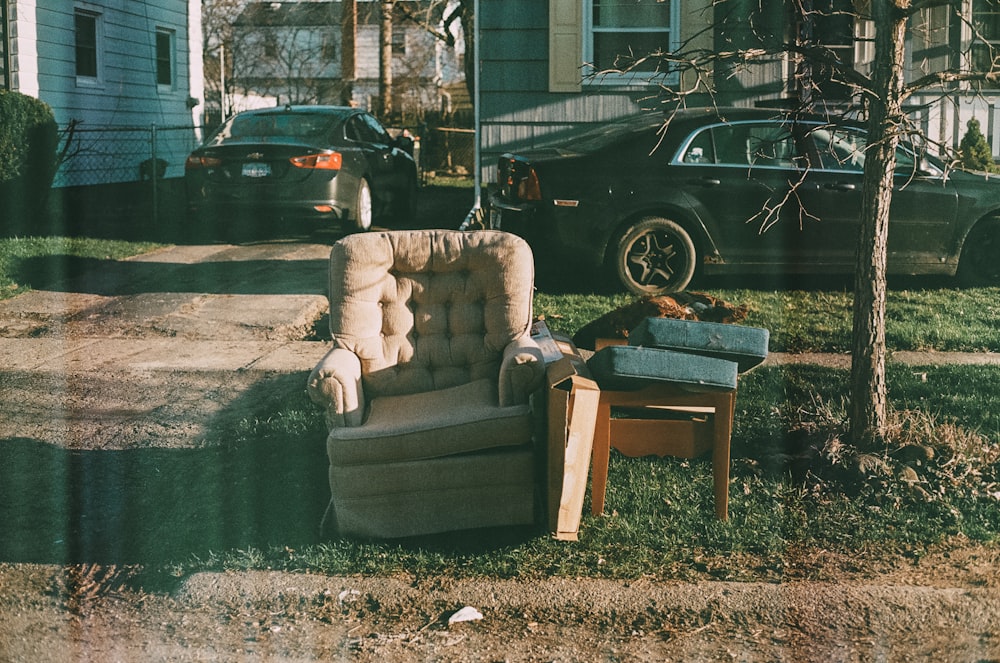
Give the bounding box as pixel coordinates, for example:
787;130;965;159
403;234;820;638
55;124;201;188
419;127;475;178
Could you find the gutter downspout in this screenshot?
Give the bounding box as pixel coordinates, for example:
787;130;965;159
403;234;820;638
461;0;482;228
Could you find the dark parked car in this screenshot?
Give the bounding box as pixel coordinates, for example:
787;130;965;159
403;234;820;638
488;107;1000;294
186;105;417;232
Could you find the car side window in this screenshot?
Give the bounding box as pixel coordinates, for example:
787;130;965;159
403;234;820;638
362;113;392;145
682;128;714;163
812;127;866;171
697;123;798;168
345;115;377;143
744;124;798;167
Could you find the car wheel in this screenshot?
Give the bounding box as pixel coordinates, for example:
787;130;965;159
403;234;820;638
957;218;1000;286
612;216;697;295
354;178;373;231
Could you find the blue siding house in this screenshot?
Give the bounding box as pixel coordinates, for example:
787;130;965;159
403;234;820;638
2;0;204;185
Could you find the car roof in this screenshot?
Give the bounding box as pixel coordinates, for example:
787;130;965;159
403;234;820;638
526;107;850;156
231;105;359;119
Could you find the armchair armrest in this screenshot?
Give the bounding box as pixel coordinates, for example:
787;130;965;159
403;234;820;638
498;335;545;406
307;347;366;429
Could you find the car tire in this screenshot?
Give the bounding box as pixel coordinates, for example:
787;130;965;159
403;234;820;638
957;218;1000;286
612;216;697;295
354;178;373;231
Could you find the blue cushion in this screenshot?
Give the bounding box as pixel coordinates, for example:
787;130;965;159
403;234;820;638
628;317;769;373
587;345;738;392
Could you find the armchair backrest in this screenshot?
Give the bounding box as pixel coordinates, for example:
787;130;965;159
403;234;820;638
327;230;535;398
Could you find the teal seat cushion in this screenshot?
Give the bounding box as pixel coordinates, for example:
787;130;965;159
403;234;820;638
628;317;769;373
587;345;738;392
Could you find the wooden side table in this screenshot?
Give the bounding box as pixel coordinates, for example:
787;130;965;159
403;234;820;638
590;383;736;520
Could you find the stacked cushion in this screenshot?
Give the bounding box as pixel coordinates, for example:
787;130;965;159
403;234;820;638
587;317;769;391
588;345;738;392
627;317;769;373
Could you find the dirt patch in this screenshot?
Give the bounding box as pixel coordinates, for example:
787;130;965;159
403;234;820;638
2;557;999;662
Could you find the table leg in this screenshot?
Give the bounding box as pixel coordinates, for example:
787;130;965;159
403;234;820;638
590;396;612;515
712;391;735;520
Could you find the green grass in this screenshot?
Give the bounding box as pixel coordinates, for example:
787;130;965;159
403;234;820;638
2;230;998;582
0;236;161;300
152;363;999;583
535;285;1000;353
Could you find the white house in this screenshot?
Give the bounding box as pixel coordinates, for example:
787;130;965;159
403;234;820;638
1;0;204;185
230;0;463;119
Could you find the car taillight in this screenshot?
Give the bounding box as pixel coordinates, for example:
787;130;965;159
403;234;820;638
517;168;541;201
290;153;343;170
185;155;221;170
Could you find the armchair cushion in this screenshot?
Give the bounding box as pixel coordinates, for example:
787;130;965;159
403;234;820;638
327;230;535;398
328;378;533;465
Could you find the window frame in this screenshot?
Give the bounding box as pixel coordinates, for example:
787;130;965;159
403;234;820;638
582;0;680;87
155;27;175;90
971;0;1000;89
74;8;101;83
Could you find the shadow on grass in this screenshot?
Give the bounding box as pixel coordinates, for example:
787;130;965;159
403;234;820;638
0;373;329;568
0;367;542;583
13;254;329;297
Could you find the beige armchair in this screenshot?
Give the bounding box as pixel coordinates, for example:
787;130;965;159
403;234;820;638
307;230;546;538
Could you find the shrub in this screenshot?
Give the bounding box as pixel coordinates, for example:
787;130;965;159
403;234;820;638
958;117;997;173
0;91;58;228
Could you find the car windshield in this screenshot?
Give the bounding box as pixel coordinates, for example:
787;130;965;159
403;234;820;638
215;111;348;141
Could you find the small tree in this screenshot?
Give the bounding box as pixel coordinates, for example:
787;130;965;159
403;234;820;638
959;118;996;173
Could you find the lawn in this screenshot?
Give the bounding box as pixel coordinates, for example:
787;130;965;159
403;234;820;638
163;362;998;582
0;236;162;300
1;230;998;583
535;283;1000;353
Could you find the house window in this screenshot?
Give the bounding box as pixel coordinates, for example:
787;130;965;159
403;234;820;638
585;0;677;82
322;35;337;60
75;10;99;79
156;29;174;88
392;31;406;55
972;0;1000;88
263;32;278;59
796;0;857;100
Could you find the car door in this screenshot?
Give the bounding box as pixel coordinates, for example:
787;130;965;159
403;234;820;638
346;113;398;196
677;120;820;267
797;125;959;269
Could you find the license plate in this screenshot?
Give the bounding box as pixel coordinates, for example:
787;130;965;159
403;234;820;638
242;162;271;178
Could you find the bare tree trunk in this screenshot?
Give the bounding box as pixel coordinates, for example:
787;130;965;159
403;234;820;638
850;1;907;450
342;0;356;106
379;0;394;118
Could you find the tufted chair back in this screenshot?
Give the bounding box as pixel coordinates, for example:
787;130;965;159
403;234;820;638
327;230;535;399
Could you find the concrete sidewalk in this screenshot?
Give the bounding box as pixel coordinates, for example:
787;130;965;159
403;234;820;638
3;334;998;375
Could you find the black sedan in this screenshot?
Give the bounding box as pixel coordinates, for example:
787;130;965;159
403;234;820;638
488;107;1000;293
186;105;417;232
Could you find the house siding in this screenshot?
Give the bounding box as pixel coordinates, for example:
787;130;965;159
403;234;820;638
479;0;683;177
7;0;202;186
